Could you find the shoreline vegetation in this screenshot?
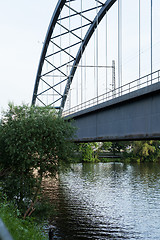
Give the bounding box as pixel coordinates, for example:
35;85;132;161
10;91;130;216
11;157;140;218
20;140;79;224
0;196;47;240
0;104;160;239
76;141;160;163
0;104;76;240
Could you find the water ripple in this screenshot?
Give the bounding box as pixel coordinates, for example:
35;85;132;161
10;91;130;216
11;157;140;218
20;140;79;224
46;162;160;239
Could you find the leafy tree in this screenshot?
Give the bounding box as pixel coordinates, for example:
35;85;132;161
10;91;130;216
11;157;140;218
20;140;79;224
108;141;132;155
77;140;160;163
131;140;160;162
0;104;76;215
99;142;112;151
78;142;99;162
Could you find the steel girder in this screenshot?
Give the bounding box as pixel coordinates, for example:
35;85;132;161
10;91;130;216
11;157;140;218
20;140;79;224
32;0;117;111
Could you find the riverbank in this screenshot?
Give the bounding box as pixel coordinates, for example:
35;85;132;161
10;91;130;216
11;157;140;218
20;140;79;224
0;197;47;240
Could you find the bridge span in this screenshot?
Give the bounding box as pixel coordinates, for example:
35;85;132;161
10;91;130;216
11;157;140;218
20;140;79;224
66;82;160;142
32;0;160;142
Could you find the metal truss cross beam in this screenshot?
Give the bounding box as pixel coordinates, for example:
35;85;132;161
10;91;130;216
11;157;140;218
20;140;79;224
32;0;117;111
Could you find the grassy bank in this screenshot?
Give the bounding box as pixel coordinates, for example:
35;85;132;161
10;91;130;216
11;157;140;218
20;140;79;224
0;197;47;240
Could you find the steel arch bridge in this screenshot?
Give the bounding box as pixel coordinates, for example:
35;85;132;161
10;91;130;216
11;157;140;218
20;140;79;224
32;0;159;117
32;0;117;111
32;0;160;141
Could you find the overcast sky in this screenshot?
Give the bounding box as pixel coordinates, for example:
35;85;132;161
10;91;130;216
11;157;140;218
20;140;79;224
0;0;57;113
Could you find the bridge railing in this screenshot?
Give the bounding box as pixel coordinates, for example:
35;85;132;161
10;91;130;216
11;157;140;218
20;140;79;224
63;69;160;116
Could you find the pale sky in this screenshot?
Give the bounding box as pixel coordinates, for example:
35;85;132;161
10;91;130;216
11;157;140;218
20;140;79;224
0;0;56;113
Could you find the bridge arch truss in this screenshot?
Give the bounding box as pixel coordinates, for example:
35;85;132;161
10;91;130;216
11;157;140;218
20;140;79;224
32;0;160;115
32;0;117;111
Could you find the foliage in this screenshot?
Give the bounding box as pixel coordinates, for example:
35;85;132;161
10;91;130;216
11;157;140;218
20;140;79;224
78;143;99;162
99;142;112;151
108;141;132;155
103;140;160;162
78;141;160;163
131;140;160;162
0;104;76;214
0;194;47;240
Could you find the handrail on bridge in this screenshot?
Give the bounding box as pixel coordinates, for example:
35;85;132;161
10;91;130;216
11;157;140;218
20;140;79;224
62;69;160;116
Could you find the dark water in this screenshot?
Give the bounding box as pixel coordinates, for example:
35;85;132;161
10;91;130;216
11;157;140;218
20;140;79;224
46;162;160;239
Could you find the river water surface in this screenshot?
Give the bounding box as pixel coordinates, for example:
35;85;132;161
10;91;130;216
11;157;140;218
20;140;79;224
46;162;160;239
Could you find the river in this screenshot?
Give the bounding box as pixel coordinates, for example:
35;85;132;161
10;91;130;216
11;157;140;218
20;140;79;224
45;162;160;239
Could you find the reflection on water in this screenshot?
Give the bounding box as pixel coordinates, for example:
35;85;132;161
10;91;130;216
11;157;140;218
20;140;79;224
46;162;160;239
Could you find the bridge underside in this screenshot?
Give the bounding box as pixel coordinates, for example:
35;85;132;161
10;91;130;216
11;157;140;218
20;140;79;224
66;82;160;142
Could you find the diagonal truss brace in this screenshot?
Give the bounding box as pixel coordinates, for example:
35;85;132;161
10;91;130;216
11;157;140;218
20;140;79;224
60;0;117;110
32;0;117;110
32;0;66;105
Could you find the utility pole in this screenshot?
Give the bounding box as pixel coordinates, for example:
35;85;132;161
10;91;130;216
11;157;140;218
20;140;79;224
112;60;116;97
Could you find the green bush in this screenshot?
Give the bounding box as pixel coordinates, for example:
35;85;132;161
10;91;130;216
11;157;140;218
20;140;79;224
78;143;99;162
0;104;76;215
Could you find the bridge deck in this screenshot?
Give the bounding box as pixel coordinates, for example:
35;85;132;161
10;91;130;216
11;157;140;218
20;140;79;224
65;82;160;142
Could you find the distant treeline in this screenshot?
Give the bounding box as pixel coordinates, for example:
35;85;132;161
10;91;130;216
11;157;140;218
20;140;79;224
77;141;160;162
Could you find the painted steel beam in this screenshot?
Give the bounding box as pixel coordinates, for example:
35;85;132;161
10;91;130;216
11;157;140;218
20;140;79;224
67;82;160;142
